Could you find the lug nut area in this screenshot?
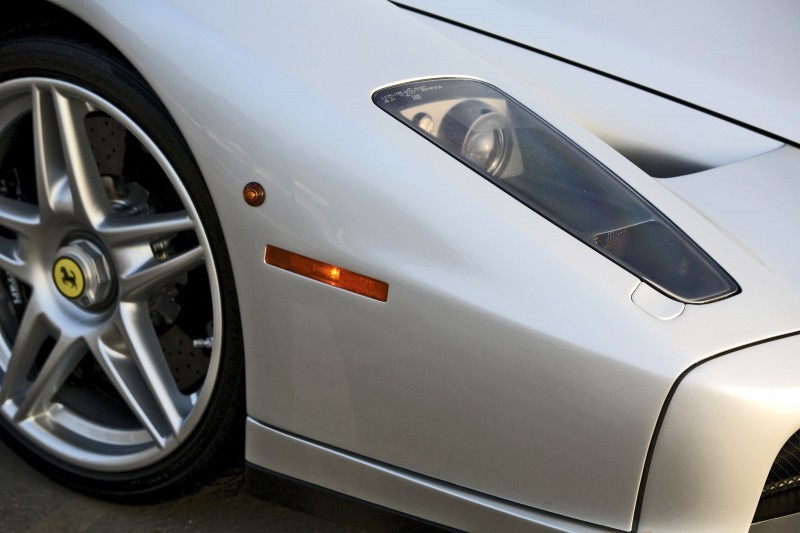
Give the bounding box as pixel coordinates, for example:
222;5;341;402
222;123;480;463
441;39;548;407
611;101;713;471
52;240;114;309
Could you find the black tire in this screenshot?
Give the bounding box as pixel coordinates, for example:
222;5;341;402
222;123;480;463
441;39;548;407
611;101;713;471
0;34;244;500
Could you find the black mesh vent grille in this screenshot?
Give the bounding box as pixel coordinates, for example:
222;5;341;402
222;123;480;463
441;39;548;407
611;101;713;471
754;431;800;523
764;433;800;496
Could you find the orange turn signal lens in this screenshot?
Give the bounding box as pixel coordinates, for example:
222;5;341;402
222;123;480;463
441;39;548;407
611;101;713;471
265;245;389;302
243;182;265;206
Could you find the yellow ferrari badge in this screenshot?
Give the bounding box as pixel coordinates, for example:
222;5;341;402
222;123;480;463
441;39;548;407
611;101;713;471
53;257;85;299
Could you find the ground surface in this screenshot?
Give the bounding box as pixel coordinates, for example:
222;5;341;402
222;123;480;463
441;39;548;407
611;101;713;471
0;438;353;533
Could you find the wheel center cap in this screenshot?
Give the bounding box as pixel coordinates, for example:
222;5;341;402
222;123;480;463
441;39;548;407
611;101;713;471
52;240;113;308
53;256;85;299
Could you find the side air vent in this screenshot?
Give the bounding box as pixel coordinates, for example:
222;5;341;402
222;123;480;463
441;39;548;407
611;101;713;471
754;432;800;523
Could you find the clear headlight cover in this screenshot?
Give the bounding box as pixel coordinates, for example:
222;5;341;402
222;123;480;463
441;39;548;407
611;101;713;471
373;78;738;303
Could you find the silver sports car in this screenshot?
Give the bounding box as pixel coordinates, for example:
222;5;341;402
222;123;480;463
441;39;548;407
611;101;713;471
1;1;798;531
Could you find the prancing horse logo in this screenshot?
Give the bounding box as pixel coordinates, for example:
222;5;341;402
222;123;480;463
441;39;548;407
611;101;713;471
52;257;84;299
60;266;78;289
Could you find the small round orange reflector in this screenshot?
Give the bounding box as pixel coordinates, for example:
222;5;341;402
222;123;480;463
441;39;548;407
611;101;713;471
243;182;265;206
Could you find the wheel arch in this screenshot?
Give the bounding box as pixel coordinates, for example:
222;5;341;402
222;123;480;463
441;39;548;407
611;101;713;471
3;2;123;58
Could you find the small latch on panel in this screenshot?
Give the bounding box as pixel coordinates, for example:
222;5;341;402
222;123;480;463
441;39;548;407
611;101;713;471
631;282;685;320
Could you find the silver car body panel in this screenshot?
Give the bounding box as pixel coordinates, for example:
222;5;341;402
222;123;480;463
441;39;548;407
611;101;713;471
409;13;783;178
662;146;800;291
398;0;800;144
246;418;613;533
247;332;800;533
247;318;800;533
640;334;800;532
48;0;800;530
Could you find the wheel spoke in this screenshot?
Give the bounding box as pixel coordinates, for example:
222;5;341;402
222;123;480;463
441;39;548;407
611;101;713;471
0;297;49;404
53;88;110;225
12;333;85;422
0;197;40;236
32;84;108;224
117;303;191;432
99;211;196;246
0;238;27;281
0;197;41;280
92;333;169;447
32;84;73;218
120;245;204;300
0;198;40;279
0;287;17;370
91;303;190;446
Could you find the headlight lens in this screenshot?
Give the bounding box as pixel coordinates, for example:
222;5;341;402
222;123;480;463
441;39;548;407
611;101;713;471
373;78;738;303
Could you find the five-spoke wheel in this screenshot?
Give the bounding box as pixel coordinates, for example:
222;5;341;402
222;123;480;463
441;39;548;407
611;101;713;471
0;35;242;498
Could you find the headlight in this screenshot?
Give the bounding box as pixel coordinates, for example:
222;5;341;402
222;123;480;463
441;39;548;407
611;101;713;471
373;78;738;304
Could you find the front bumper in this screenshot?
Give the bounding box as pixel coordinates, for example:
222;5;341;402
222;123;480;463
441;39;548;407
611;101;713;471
245;334;800;532
639;333;800;532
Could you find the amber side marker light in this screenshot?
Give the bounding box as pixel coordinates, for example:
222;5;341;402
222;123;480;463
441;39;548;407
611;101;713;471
265;245;389;302
243;182;265;206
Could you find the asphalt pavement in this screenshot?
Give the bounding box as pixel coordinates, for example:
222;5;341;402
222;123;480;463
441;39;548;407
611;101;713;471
0;438;354;533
